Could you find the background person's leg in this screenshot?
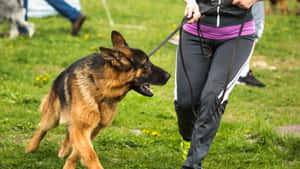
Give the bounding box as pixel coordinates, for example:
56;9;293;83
44;0;81;22
18;0;28;34
252;1;265;41
238;1;265;87
45;0;85;35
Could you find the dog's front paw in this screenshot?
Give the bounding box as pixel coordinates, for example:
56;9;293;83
28;23;35;38
58;142;71;158
58;148;70;159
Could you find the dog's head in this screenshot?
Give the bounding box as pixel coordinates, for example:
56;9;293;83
99;31;170;97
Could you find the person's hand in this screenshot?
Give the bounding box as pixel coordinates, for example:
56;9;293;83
184;0;201;23
232;0;257;9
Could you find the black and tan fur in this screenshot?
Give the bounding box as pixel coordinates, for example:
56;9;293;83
26;31;170;169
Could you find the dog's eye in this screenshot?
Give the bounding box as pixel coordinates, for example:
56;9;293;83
144;62;152;72
143;62;150;68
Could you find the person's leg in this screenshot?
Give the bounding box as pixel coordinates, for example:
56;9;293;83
44;0;81;22
238;1;265;87
239;61;250;77
45;0;86;35
174;31;213;143
18;0;28;34
185;37;255;169
252;1;265;41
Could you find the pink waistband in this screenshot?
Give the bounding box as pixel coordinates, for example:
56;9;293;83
183;20;255;40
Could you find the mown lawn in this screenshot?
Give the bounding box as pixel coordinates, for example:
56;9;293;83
0;0;300;169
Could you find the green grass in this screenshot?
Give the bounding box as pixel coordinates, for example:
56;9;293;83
0;0;300;168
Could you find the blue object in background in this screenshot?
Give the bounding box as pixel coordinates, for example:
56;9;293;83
18;0;28;34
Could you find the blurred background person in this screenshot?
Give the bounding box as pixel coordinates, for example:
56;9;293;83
237;1;266;88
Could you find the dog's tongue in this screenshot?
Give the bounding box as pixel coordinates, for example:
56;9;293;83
143;84;153;94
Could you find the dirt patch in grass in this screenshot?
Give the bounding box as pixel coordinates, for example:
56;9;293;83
251;55;300;71
251;55;277;70
275;125;300;137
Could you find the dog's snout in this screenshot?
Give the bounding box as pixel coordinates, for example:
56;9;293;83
160;72;170;85
164;72;171;81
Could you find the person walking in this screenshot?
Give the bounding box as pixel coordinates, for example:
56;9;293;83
174;0;262;168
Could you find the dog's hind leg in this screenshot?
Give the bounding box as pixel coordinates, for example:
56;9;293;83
58;130;72;158
26;92;60;153
26;110;59;152
9;21;19;38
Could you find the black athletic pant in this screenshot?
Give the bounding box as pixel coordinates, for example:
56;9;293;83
174;31;255;169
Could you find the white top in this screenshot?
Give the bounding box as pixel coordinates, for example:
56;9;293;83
28;0;81;18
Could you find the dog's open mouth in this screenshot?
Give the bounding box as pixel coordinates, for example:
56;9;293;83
132;83;154;97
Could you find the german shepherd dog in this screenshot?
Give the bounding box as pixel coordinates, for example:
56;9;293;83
26;31;170;169
0;0;35;38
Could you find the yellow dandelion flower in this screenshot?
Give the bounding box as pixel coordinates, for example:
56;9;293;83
46;73;49;77
151;131;158;136
244;129;250;133
157;134;161;137
90;46;97;51
216;132;220;136
84;34;90;40
265;23;269;27
169;24;177;28
142;129;150;133
8;44;13;48
43;78;47;81
97;33;104;38
36;77;40;81
39;75;43;78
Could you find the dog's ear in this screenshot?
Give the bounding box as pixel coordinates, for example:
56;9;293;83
100;47;132;69
99;47;118;61
111;30;128;48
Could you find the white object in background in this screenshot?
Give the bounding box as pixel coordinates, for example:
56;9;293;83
28;0;81;18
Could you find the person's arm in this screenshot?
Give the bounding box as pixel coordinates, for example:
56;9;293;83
232;0;263;9
183;0;201;23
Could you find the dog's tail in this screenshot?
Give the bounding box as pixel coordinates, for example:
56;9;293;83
40;88;60;115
